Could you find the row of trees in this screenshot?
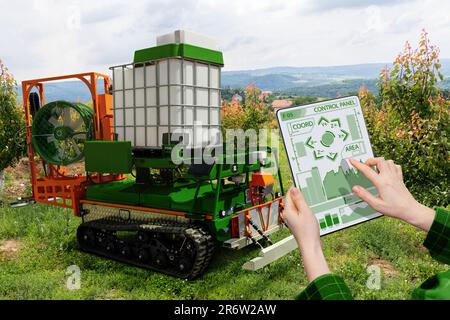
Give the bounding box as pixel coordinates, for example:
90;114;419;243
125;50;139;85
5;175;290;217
221;87;318;133
0;60;26;177
221;84;276;132
360;30;449;206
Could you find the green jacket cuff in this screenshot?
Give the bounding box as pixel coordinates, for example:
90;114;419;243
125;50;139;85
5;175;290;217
296;273;353;300
423;207;450;265
412;270;450;300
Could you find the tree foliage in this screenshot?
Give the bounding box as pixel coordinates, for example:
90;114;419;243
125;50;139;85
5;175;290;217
360;30;449;207
221;87;245;103
0;60;26;171
221;84;273;133
221;98;246;132
292;96;317;106
242;84;273;131
379;30;444;119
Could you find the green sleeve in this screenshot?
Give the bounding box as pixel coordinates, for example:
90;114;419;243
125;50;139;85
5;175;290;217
412;270;450;300
296;273;353;300
423;207;450;265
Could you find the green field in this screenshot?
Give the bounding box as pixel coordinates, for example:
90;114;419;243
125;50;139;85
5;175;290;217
0;151;447;300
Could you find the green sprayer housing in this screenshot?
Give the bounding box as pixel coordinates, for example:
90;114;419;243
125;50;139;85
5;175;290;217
32;100;94;166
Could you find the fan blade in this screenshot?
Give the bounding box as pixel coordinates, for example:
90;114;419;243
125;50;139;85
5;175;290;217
48;116;60;127
72;132;87;141
47;135;56;143
61;140;69;161
62;108;72;125
53;105;63;118
67;115;83;131
69;139;82;157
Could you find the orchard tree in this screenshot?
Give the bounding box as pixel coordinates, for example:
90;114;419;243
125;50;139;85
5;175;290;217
360;30;450;206
221;84;273;132
0;59;26;177
242;84;272;131
221;99;246;132
379;29;444;120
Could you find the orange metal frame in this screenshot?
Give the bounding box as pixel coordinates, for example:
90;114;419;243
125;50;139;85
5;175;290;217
230;173;283;239
231;197;284;239
22;72;124;216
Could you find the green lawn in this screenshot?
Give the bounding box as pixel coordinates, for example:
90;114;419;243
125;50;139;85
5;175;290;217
0;148;447;300
0;203;447;300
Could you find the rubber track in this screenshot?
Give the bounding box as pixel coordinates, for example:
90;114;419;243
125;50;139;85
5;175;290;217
77;218;215;280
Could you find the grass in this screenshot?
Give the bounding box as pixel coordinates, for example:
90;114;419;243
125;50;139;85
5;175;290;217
0;204;447;300
0;149;448;300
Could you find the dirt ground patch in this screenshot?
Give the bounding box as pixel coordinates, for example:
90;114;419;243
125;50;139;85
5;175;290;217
2;158;31;199
0;240;21;261
370;258;399;278
1;157;85;200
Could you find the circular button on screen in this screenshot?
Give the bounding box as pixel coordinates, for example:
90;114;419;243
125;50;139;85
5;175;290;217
321;131;335;147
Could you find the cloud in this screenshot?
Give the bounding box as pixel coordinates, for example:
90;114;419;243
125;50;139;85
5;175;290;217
81;6;125;25
223;36;258;51
305;0;409;12
0;0;448;81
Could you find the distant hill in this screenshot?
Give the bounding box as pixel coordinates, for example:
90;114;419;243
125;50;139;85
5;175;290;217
225;58;450;81
17;60;450;102
222;59;450;97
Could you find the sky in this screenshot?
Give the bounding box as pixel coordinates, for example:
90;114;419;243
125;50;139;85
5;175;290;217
1;0;449;81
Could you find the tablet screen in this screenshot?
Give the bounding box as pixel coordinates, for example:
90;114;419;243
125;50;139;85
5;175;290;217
277;96;382;235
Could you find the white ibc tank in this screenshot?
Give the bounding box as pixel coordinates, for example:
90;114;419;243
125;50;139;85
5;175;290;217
156;30;218;50
112;34;222;148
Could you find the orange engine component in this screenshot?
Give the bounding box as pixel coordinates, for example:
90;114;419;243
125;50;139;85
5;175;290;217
22;72;123;216
251;172;275;187
249;172;275;206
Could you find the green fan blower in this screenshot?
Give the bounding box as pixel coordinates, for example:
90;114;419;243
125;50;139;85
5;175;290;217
31;100;94;166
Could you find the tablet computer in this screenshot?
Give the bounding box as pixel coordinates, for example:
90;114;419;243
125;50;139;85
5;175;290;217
276;96;382;235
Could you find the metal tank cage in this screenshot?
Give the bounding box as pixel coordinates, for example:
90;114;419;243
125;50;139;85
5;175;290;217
110;56;222;149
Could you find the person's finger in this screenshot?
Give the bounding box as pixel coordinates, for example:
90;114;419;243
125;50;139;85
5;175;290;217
365;157;384;166
364;157;384;173
395;164;403;179
352;185;384;211
366;157;392;174
289;187;309;213
386;160;396;173
284;187;299;217
349;158;380;185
